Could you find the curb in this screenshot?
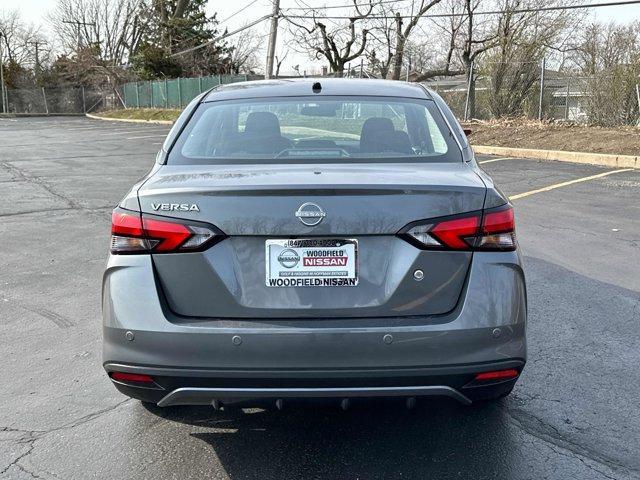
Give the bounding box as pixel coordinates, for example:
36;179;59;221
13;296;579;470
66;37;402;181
85;113;174;125
1;113;84;117
473;145;638;169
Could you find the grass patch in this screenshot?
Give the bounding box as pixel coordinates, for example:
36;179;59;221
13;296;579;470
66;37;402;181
96;108;181;122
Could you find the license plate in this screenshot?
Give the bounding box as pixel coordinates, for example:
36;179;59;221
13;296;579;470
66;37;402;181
265;238;358;287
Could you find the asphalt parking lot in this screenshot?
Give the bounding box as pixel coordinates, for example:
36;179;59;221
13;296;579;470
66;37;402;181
1;116;639;480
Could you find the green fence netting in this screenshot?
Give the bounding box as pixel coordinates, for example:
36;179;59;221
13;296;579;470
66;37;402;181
122;75;262;108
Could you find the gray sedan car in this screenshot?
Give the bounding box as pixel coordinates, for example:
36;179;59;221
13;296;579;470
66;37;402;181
103;78;526;408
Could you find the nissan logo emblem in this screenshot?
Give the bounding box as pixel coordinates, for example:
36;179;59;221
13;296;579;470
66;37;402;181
295;202;326;226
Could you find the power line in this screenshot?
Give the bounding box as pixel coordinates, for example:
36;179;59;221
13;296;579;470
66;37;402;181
282;0;640;19
171;14;272;57
219;0;262;24
284;0;412;10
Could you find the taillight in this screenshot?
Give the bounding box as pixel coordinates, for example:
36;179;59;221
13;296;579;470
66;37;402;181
110;208;224;254
476;206;516;251
400;204;516;251
430;215;480;249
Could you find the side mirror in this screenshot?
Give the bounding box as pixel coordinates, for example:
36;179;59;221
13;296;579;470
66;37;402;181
463;128;473;137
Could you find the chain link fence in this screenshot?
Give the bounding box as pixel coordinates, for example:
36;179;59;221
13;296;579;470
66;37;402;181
1;86;120;115
121;74;263;109
0;74;263;115
2;67;639;126
424;67;640;126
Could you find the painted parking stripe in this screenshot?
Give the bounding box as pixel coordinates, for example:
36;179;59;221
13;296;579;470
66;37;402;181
99;129;169;136
126;134;168;140
478;157;514;164
509;169;634;201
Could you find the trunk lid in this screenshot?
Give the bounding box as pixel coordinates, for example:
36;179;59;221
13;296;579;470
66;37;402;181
138;162;486;319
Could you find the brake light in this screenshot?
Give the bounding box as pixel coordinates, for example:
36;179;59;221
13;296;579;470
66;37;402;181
400;205;516;251
110;208;224;254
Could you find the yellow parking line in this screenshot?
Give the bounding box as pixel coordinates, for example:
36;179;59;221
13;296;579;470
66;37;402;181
509;169;634;201
478;157;514;164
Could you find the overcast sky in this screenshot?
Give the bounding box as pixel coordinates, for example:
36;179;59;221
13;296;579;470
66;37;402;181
2;0;640;74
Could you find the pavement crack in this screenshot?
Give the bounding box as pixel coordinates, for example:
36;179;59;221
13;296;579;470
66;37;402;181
0;435;37;477
0;161;82;210
51;398;133;433
507;406;638;478
0;400;131;478
13;462;47;480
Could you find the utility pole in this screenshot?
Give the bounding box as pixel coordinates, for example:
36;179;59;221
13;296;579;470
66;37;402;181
264;0;280;79
28;40;47;83
62;20;96;53
0;31;6;114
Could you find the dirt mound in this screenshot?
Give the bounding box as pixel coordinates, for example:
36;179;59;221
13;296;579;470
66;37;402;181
464;119;640;156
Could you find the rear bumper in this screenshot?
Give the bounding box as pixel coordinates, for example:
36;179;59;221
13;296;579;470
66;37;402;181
105;360;523;406
103;250;527;405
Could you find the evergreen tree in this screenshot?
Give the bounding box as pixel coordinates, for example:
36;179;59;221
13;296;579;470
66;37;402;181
132;0;233;79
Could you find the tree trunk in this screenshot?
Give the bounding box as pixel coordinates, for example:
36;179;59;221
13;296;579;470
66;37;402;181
463;57;476;119
391;13;404;80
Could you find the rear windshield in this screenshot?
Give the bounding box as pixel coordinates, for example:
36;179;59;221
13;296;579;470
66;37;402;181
168;96;462;164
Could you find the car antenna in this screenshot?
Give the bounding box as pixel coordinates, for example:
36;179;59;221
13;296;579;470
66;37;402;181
312;82;322;93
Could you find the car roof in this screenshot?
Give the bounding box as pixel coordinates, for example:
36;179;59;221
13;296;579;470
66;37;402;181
202;78;433;102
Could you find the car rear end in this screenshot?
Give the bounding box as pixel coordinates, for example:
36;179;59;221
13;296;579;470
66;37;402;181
103;80;526;407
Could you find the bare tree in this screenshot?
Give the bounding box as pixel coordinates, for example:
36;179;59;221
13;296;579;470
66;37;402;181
570;20;640;125
483;0;581;117
229;27;263;74
389;0;444;79
286;0;373;76
412;0;466;81
0;10;45;67
365;8;395;78
48;0;146;64
274;49;288;77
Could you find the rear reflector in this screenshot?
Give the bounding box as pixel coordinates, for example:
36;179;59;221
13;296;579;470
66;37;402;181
110;208;224;254
400;204;516;251
110;372;154;383
474;369;519;381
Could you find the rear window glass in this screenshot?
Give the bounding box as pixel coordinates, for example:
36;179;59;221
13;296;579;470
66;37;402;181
169;96;462;164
